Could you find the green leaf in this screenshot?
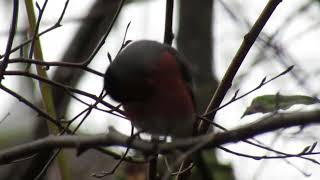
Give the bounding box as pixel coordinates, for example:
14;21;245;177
242;94;320;118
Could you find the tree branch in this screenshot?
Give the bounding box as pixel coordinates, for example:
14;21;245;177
0;0;19;81
0;109;319;165
199;0;283;134
163;0;174;45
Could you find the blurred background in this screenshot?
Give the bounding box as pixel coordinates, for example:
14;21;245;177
1;0;320;179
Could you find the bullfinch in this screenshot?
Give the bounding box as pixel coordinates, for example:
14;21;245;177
104;40;196;137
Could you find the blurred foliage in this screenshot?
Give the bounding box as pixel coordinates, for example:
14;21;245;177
312;0;320;4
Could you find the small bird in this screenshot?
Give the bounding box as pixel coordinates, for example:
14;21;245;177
104;40;196;137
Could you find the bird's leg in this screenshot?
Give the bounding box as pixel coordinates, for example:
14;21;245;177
148;135;163;180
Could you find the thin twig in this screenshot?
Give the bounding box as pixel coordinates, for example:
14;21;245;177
0;153;38;166
218;0;314;95
0;0;19;82
34;90;106;179
28;0;48;59
199;0;283;134
4;69;124;117
0;0;69;59
83;0;126;66
4;70;124;115
9;58;104;76
91;125;135;178
65;90;125;119
94;146;146;164
199;114;320;165
33;149;60;180
73;91;106;133
203;65;294;117
0;84;64;129
163;0;174;45
218;146;318;162
0;112;10;125
1;110;320;164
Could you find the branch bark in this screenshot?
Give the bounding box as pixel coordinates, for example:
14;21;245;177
0;109;319;164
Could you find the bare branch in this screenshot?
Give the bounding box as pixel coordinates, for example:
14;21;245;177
3;70;124;115
8;57;104;76
203;65;294;117
28;0;48;58
83;0;126;66
0;0;19;82
199;0;283;134
0;0;69;59
163;0;174;45
0;109;320;165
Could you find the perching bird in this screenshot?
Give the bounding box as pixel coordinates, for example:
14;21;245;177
104;40;196;137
